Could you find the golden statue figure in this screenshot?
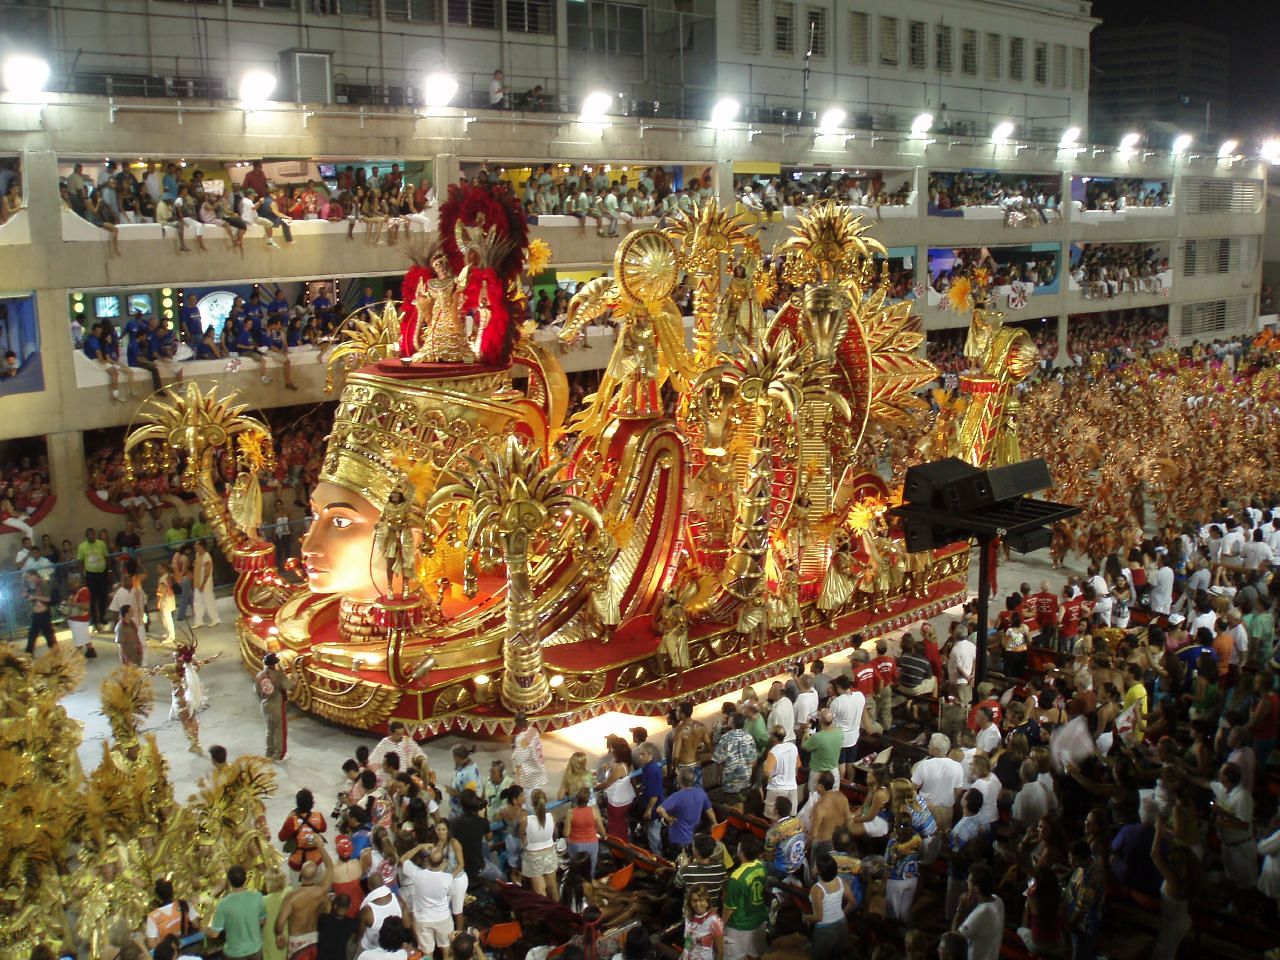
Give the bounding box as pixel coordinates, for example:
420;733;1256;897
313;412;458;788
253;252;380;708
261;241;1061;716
410;251;474;363
373;483;419;599
581;533;620;633
768;567;803;637
817;530;859;622
656;584;693;681
954;279;1040;467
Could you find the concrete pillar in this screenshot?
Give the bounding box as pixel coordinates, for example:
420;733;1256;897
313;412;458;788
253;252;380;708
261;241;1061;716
1055;313;1069;367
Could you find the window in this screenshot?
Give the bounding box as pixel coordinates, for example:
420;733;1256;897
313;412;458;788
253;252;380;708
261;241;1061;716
1071;46;1086;90
386;0;439;18
1182;177;1264;214
775;2;795;54
1009;36;1024;80
312;0;373;13
1033;41;1048;85
567;1;645;55
1052;43;1067;88
848;11;869;65
908;21;926;70
806;8;828;57
985;33;1001;80
506;0;552;32
935;24;952;73
879;16;899;67
739;0;762;53
234;0;294;8
448;0;495;26
960;28;977;76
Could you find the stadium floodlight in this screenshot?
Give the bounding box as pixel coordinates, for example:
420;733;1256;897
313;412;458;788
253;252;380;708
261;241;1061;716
2;55;50;98
911;112;934;136
1262;139;1280;164
422;72;458;108
1058;126;1080;149
1218;139;1239;158
1171;132;1193;154
818;107;846;134
580;90;613;122
710;97;740;128
1119;132;1140;152
991;121;1014;145
238;70;277;107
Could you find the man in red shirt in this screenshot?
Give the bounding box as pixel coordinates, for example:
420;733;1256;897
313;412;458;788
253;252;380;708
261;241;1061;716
920;622;945;687
1026;580;1060;644
1058;582;1084;653
869;639;899;733
65;573;96;658
966;682;1003;731
243;160;270;198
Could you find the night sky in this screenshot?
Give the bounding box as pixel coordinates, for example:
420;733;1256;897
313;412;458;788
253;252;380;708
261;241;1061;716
1091;0;1280;137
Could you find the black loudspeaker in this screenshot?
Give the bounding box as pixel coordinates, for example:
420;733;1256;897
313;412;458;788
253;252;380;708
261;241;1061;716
1005;526;1053;554
958;457;1053;510
903;518;965;553
903;458;980;510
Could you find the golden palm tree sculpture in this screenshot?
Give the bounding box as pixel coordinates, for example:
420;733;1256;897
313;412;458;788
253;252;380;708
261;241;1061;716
426;435;606;712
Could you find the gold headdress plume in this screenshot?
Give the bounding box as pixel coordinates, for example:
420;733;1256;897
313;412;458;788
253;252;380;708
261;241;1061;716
325;299;403;392
777;201;886;287
100;665;152;746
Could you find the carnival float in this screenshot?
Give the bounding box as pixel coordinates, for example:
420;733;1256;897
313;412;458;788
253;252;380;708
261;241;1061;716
122;186;1037;734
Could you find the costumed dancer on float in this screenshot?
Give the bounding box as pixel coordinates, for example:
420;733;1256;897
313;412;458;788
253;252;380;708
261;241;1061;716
256;652;294;761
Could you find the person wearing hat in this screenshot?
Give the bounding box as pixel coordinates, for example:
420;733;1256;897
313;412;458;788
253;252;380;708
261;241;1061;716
329;835;365;918
255;652;294;761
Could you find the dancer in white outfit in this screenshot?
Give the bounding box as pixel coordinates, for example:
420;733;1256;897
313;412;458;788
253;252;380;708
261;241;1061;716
192;540;220;627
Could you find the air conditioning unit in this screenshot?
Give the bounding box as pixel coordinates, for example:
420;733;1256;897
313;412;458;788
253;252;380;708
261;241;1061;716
279;49;333;104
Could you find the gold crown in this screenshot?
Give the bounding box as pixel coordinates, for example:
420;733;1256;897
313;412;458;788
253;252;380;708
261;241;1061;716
320;365;525;513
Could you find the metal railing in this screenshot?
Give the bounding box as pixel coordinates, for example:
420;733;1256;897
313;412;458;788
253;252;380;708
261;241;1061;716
0;518;312;643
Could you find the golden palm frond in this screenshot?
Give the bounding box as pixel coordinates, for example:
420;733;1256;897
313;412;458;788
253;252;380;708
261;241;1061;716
126;381;268;457
561;276;620;341
663;200;755;268
777;201;886;285
30;644;85;700
100;665;153;745
325;299;402;391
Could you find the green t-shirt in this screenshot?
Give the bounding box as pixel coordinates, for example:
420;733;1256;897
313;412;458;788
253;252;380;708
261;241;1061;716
724;859;767;931
191;520;212;539
165;526;190;547
803;728;842;773
211;889;266;959
745;715;768;755
77;539;109;574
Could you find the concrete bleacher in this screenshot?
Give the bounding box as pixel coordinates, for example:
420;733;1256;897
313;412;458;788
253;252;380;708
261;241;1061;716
0;209;30;245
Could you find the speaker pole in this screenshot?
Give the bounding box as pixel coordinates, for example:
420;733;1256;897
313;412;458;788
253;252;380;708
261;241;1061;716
975;532;993;683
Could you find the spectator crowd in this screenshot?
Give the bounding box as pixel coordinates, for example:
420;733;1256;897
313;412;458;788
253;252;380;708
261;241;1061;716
1082;178;1171;212
1071;244;1170;300
927;172;1061;214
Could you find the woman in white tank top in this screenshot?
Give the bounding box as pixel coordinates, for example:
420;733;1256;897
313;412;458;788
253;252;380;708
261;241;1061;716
601;740;637;840
519;789;560;902
809;852;850;958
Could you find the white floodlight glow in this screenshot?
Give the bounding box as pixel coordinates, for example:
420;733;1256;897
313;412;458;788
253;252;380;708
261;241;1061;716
710;97;740;128
1119;132;1140;151
580;90;613;122
1058;126;1080;149
911;112;934;136
2;55;50;98
238;70;277;106
991;121;1014;145
1218;139;1239;158
1262;139;1280;164
818;107;846;133
1171;133;1193;154
422;72;458;108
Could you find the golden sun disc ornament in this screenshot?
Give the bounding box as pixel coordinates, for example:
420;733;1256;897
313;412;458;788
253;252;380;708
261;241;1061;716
614;229;679;307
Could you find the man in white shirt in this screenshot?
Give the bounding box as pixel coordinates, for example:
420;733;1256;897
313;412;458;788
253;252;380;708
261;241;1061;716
956;863;1005;960
1242;529;1272;571
487;69;507;108
369;721;426;774
828;675;866;781
762;726;800;820
1149;553;1175;614
1010;759;1054;832
766;681;796;742
911;733;964;830
1265;518;1280;556
793;674;819;730
398;846;456;955
1211;762;1258;893
974;707;1002;754
948;630;976;709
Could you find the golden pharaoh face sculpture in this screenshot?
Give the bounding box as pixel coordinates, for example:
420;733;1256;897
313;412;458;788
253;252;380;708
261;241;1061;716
800;283;852;365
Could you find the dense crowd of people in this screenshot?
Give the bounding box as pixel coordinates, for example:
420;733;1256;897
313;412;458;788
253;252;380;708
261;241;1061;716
927;172;1061;213
0;450;51;539
503;163;713;234
738;171;914;216
930;248;1060;296
59;159;436;254
1071;245;1170;299
1081;179;1171;212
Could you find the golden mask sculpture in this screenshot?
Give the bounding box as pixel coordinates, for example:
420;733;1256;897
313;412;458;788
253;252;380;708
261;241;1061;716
126;191;1003;734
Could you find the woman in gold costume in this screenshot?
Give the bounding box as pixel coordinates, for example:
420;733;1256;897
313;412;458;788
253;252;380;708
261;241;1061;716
409;251;473;363
817;531;859;622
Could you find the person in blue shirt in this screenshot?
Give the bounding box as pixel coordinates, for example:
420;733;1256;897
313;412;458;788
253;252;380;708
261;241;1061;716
264;317;298;391
355;285;377;320
196;328;220;360
244;293;266;344
83;322;125;401
256;189;292;246
180;294;204;346
230;314;272;384
286;318;304;348
312;289;334;334
268;288;289;326
657;768;716;853
161;162;179;201
126;317;163;392
637;743;666;856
